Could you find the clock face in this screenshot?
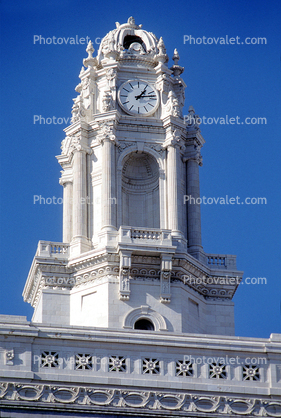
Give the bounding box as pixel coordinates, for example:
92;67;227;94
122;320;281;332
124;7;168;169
118;80;159;116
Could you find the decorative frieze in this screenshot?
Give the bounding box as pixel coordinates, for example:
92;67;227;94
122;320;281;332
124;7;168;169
0;382;280;416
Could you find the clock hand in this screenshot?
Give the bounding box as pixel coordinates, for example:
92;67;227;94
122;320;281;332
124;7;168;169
135;87;147;100
138;95;156;98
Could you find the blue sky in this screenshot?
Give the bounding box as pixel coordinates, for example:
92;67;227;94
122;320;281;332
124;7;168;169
0;0;280;338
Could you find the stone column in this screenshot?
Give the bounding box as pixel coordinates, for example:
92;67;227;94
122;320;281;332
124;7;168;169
186;147;204;259
101;136;117;231
165;129;185;243
62;180;73;243
167;144;180;233
72;149;87;239
159;168;166;229
70;136;91;256
96;123;118;248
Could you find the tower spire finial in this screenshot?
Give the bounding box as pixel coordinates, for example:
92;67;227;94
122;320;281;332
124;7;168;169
83;40;96;68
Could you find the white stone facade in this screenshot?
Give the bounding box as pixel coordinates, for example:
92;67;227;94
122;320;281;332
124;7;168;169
1;17;280;417
0;315;281;417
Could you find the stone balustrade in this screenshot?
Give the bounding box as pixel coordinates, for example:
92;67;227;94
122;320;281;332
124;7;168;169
36;241;70;259
119;226;173;248
206;253;237;270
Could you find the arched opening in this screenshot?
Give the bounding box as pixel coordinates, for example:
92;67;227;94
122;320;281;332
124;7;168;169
134;318;155;331
122;152;160;228
123;34;146;51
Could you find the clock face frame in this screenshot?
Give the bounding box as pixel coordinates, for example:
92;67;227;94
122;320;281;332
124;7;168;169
118;79;159;116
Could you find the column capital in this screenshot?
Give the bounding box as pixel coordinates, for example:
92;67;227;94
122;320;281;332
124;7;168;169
96;122;119;146
71;134;91;154
61;133;91;156
163;128;185;150
183;144;203;166
59;174;73;186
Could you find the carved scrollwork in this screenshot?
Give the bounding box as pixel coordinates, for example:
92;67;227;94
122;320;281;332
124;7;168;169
71;95;87;124
96;123;118;145
102;89;114;112
1;382;280;416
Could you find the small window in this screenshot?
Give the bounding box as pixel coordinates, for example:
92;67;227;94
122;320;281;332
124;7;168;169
123;35;146;51
134;318;154;331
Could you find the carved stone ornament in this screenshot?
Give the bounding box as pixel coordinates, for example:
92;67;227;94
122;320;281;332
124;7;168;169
44;276;75;288
171;129;184;149
5;349;14;363
60;136;71;155
160;270;171;303
81;77;90;90
156;36;168;64
70;135;83;152
117;141;135;153
166;90;180;117
173;82;185;112
119;267;130;300
1;382;280;416
106;68;117;89
61;134;89;155
195;144;203;166
147;143;163;155
156;73;170;96
71;95;87;123
172;97;181;117
83;40;97;68
170;48;184;77
186;105;201;131
101;30;118;60
96;123;118;145
102;89;114;112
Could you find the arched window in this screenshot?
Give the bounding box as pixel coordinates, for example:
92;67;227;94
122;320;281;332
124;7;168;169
123;35;146;51
134;318;155;331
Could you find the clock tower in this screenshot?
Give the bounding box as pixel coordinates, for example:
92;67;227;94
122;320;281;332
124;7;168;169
1;17;281;418
23;16;243;334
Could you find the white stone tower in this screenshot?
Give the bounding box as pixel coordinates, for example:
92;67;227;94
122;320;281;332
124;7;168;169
23;16;243;335
1;17;281;418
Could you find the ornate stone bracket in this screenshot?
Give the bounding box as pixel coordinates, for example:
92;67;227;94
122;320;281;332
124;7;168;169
160;255;173;303
119;251;132;300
